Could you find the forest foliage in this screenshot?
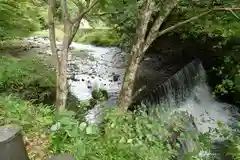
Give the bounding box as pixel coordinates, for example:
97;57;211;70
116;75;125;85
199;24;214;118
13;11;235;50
0;0;48;39
0;0;240;159
96;0;240;50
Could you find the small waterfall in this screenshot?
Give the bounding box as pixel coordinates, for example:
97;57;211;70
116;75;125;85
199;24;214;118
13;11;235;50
133;59;205;106
133;59;239;133
131;59;239;158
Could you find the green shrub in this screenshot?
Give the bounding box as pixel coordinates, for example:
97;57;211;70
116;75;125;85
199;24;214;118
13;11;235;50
50;109;173;159
0;94;54;159
50;106;219;160
50;108;240;160
37;7;49;30
211;41;240;105
75;29;120;46
0;0;43;39
0;56;56;104
0;95;53;133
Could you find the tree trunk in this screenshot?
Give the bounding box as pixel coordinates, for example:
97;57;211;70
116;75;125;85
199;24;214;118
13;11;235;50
56;21;72;111
117;43;144;111
56;19;81;111
48;0;60;107
50;0;99;111
67;20;81;46
117;0;180;111
48;0;57;56
117;0;153;111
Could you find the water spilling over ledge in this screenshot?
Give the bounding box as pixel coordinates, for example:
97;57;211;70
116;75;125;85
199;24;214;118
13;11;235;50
132;59;239;133
132;59;205;106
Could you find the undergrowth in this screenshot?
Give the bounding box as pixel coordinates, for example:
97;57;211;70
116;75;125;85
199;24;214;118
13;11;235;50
0;55;56;104
0;95;53;159
1;94;240;160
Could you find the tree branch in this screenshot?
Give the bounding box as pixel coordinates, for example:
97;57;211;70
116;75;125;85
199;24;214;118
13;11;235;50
158;10;213;37
71;0;99;24
134;0;154;53
228;9;240;20
157;7;240;37
91;11;124;16
62;0;71;22
143;0;180;53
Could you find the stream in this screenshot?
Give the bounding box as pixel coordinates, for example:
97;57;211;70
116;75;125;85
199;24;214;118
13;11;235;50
24;36;239;134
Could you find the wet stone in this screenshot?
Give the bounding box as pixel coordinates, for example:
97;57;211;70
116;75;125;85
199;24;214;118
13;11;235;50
113;74;120;81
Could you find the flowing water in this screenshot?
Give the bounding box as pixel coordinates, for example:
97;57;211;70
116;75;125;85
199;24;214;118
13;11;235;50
68;42;239;133
129;58;239;158
134;59;239;133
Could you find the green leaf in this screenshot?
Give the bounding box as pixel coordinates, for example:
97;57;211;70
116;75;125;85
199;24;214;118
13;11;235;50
79;122;87;131
59;116;73;125
67;127;79;138
86;125;99;135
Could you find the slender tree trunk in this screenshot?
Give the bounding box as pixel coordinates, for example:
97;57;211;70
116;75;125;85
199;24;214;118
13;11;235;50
117;43;144;111
56;21;72;111
67;20;81;46
56;20;80;111
48;0;98;111
48;0;57;56
48;0;60;108
117;0;153;110
57;21;80;111
117;0;182;111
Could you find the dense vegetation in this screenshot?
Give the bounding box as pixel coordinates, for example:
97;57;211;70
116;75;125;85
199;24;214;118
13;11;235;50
0;0;240;159
0;0;47;39
0;56;56;104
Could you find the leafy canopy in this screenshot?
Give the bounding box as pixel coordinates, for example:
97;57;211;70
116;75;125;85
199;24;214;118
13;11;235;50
98;0;240;50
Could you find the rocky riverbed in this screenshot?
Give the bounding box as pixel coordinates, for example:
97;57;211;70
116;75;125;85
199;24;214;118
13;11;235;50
22;36;127;105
